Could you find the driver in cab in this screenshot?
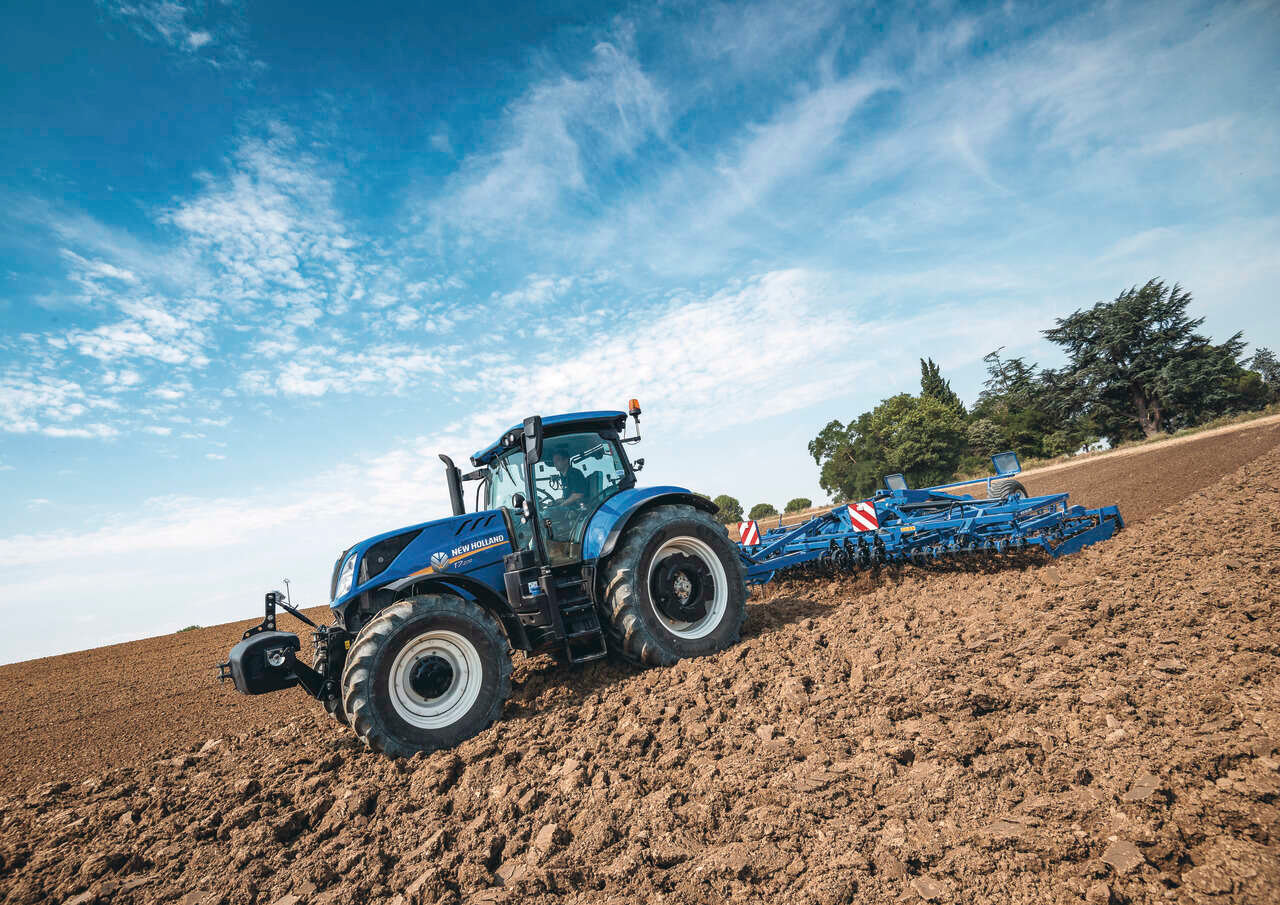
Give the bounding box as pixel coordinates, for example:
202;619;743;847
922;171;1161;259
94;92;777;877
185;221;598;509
550;446;587;507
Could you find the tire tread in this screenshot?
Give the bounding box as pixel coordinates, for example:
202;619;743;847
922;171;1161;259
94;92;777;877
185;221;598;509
602;504;747;667
989;477;1029;500
339;594;511;758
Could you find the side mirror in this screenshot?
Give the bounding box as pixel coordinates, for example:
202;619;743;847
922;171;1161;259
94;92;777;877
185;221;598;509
633;457;645;472
522;416;543;464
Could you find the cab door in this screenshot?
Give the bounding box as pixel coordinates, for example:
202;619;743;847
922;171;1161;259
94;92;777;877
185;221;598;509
529;433;630;565
485;449;536;555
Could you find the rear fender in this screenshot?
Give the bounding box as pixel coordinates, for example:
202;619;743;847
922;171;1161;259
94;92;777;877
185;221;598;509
582;487;720;563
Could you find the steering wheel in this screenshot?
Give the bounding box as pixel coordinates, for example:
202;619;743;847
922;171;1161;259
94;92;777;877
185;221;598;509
537;487;557;507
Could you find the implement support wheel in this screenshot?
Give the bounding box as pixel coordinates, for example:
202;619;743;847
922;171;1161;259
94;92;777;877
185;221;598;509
989;477;1029;501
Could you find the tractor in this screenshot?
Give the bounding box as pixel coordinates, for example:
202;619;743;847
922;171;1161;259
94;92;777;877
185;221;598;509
220;403;748;756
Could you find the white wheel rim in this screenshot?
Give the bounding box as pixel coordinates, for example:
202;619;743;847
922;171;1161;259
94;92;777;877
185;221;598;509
387;629;483;729
647;536;729;640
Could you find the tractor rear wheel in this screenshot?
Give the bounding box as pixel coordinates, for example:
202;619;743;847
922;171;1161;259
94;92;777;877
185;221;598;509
989;477;1029;500
340;594;511;757
602;504;747;667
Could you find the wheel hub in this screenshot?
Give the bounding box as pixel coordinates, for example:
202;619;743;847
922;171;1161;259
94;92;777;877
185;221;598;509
409;654;454;700
651;552;712;623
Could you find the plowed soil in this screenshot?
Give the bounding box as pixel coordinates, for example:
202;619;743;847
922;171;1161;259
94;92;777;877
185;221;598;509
1;428;1278;905
1015;417;1280;524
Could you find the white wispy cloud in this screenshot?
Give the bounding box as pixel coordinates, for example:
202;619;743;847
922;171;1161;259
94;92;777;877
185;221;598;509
9;131;469;438
491;274;577;308
167;133;359;315
238;343;449;397
0;374;121;438
149;382;192;401
59;249;139;285
429;127;452;155
64;296;215;368
98;0;245;65
431;38;668;236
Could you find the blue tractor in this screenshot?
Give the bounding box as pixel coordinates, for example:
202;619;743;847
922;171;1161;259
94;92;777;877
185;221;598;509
220;403;748;757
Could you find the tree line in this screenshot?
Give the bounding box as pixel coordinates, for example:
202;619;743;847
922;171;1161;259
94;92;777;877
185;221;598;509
710;279;1277;520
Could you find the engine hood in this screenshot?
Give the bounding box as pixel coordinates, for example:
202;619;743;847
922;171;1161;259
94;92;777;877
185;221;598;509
331;509;512;608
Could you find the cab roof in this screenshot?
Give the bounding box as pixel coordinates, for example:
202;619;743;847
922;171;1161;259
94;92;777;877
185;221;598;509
471;410;628;466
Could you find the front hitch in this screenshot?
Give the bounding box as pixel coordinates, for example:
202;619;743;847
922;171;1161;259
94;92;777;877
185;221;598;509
217;591;328;698
238;589;319;639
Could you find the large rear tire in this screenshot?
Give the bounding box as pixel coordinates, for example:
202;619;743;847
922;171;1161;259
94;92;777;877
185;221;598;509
340;595;511;757
602;504;747;667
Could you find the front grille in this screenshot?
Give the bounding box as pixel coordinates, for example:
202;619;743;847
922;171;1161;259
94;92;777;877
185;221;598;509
361;531;423;583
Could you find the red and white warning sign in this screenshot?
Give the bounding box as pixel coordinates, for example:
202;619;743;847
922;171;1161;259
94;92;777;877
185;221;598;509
847;500;879;532
739;519;761;546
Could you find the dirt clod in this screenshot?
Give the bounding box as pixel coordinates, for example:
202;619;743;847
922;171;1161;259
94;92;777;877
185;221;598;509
1121;773;1161;802
1101;839;1146;875
1085;881;1111;904
910;875;950;900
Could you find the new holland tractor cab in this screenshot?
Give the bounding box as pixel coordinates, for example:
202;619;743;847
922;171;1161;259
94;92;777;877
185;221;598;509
220;402;747;757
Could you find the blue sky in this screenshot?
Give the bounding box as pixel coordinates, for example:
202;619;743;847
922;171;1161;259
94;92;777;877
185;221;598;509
2;0;1278;661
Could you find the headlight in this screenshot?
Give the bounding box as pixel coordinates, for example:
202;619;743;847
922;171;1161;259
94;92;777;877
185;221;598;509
334;553;356;600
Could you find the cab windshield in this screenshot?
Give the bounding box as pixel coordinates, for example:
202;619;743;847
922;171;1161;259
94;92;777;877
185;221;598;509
486;431;630;565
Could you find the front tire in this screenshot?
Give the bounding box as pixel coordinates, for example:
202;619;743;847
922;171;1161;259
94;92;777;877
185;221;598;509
340;595;511;757
602;504;747;666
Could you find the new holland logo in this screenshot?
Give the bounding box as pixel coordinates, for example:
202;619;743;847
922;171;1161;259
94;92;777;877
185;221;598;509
409;534;508;580
451;534;506;558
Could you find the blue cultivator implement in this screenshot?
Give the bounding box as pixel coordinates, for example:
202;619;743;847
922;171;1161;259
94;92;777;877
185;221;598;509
736;451;1123;584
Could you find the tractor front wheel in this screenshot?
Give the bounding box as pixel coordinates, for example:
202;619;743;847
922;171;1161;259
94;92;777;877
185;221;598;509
602;504;747;666
340;594;511;757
